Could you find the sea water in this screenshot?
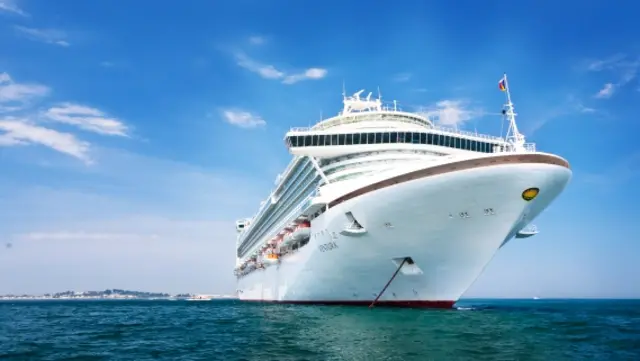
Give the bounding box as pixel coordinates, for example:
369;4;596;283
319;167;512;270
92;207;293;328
1;299;639;360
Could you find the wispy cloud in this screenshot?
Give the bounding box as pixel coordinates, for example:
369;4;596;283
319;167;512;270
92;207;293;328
0;72;128;163
0;148;267;294
0;0;28;16
0;118;91;162
585;53;640;99
234;52;327;84
417;100;483;127
0;72;49;109
583;152;640;188
17;232;159;241
221;109;266;129
248;35;266;45
44;103;129;137
14;26;70;47
594;83;615;99
392;73;412;82
527;94;599;135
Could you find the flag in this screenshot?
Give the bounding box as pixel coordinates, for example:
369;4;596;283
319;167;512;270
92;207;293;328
498;77;506;92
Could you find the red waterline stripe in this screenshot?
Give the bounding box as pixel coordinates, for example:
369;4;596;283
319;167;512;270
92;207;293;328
240;299;456;309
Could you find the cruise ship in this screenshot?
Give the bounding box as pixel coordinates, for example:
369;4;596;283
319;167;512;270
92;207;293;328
233;74;571;308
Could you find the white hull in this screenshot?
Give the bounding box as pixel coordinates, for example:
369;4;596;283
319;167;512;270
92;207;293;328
236;154;571;308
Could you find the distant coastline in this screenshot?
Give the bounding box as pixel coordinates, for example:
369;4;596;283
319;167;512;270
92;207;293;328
0;289;237;301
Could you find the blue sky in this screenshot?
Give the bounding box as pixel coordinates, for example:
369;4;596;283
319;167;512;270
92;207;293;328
0;0;638;298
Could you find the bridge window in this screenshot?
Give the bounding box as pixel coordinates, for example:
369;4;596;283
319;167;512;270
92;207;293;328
288;132;501;154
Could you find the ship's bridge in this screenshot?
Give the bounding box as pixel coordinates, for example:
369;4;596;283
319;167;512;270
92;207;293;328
309;89;433;132
283;89;508;158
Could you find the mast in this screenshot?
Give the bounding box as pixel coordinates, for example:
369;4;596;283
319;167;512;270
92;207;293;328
500;73;527;152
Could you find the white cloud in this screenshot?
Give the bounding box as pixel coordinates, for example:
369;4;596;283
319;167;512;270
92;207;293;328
18;232;159;241
221;109;266;129
234;52;327;84
526;94;600;135
14;26;70;47
392;73;412;82
594;83;615;99
0;0;28;16
586;53;640;99
0;148;268;294
0;118;91;162
44;103;129;136
0;72;49;107
417;100;483;127
282;68;327;84
0;72;129;163
248;35;266;45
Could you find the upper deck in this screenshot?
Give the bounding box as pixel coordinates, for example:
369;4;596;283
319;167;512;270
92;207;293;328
237;76;537;255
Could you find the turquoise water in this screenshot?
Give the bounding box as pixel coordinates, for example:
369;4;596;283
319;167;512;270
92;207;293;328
1;299;639;360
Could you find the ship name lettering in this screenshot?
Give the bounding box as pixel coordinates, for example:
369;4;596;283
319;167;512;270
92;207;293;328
318;242;338;252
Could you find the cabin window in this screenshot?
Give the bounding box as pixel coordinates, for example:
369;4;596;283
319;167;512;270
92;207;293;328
312;135;318;146
420;133;426;144
471;140;477;151
427;133;433;145
346;133;353;145
331;135;338;146
382;132;390;143
338;134;345;145
453;137;460;149
353;133;360;145
405;132;413;143
360;133;367;144
304;135;312;146
289;136;297;147
375;133;382;143
324;134;331;146
368;133;375;144
412;132;420;143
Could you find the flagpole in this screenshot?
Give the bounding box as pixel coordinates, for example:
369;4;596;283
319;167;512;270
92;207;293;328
501;73;525;151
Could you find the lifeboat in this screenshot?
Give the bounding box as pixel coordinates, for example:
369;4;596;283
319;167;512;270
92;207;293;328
282;229;293;244
291;220;311;242
263;253;279;264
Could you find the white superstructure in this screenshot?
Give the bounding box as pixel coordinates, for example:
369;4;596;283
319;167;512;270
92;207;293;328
233;74;571;308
